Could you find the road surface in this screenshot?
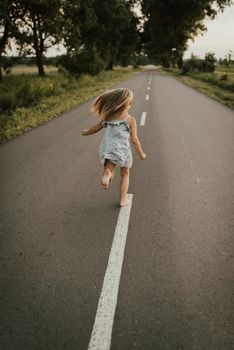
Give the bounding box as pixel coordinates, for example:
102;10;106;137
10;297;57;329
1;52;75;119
0;69;234;350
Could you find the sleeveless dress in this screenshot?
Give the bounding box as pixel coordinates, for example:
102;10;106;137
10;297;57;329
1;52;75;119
99;118;133;168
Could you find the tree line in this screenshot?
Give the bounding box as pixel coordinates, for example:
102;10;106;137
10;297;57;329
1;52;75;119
0;0;233;81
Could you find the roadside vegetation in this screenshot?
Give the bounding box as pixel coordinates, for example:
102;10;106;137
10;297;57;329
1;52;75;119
162;55;234;110
0;67;140;143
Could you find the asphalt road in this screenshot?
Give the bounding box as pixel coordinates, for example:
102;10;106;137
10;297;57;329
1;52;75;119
0;69;234;350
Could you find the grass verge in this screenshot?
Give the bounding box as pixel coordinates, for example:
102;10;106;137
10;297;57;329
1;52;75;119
2;65;58;76
161;67;234;110
0;67;140;143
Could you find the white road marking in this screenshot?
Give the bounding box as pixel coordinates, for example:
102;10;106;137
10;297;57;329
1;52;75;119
196;178;201;183
147;86;151;90
148;81;151;86
145;94;149;101
88;194;133;350
140;112;147;126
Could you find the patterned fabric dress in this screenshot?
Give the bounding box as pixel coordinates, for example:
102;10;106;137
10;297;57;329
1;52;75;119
99;118;132;168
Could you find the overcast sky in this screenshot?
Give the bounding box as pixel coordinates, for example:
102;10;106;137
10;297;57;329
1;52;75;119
184;4;234;59
47;4;234;59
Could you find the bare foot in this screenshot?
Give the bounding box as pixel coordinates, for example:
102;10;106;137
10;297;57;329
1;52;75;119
101;169;112;190
119;196;129;207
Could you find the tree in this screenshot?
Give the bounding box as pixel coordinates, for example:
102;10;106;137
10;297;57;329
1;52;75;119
60;0;102;75
61;0;140;75
182;52;216;74
141;0;233;67
16;0;63;77
0;1;23;81
92;0;139;69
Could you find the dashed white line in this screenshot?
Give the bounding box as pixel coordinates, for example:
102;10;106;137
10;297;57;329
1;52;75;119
140;112;147;126
145;94;149;101
88;194;133;350
148;81;151;85
147;86;151;90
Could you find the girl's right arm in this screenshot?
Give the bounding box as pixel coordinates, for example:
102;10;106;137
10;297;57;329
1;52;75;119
82;121;103;136
129;117;146;160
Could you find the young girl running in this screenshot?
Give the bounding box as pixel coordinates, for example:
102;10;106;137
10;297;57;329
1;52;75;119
82;88;146;207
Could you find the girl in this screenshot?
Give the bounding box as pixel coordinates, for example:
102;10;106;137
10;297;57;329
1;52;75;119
82;88;146;207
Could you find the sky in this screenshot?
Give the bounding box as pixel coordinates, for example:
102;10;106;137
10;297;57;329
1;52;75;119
184;4;234;59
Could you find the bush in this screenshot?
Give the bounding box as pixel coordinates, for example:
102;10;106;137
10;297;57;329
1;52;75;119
15;80;56;108
182;53;216;74
16;82;36;107
220;74;228;81
0;92;17;112
59;47;105;77
0;76;62;112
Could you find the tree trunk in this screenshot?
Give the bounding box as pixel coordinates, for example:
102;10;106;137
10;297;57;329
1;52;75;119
0;19;10;82
32;15;45;77
177;55;183;70
0;64;2;83
106;59;113;70
36;49;45;77
162;55;170;68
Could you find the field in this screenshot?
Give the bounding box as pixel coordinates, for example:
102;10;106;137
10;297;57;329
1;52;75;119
189;66;234;93
163;65;234;110
0;66;140;143
3;65;58;75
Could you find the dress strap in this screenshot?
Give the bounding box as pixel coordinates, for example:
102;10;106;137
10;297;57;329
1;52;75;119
102;119;130;132
123;117;131;130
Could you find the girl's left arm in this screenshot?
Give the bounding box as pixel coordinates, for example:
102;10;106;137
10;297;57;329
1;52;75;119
82;122;103;136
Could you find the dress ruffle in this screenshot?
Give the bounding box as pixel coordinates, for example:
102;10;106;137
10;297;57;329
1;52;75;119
102;120;130;132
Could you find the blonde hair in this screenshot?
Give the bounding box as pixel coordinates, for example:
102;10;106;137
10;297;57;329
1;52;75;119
91;88;133;121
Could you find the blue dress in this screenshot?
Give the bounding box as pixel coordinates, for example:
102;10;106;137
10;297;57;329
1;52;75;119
100;118;133;168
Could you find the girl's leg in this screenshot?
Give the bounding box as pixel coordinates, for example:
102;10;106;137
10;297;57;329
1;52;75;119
101;160;116;190
119;167;129;206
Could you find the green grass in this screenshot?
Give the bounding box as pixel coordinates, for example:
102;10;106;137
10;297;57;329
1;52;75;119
162;66;234;110
0;67;141;143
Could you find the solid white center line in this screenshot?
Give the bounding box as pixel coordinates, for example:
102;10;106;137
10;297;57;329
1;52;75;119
145;94;149;101
140;112;147;126
88;194;133;350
